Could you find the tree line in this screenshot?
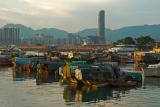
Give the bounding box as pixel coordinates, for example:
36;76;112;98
114;36;158;50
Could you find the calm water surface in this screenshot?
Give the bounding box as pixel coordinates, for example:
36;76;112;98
0;67;160;107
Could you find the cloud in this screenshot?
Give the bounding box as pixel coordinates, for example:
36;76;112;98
0;0;108;32
0;0;160;32
22;0;108;17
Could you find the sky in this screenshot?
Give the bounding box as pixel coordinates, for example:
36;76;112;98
0;0;160;32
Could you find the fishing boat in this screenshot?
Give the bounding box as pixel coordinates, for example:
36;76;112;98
59;61;142;88
14;54;65;84
36;60;65;85
0;55;13;66
144;63;160;77
14;56;42;79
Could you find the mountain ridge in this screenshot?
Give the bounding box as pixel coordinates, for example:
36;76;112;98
2;23;160;42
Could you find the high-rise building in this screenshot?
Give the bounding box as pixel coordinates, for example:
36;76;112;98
31;33;54;45
0;28;20;45
97;10;106;44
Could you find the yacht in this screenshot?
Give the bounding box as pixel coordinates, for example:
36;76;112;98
144;63;160;77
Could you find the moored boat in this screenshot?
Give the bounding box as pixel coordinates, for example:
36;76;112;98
59;61;142;88
0;55;13;66
144;63;160;77
36;60;65;85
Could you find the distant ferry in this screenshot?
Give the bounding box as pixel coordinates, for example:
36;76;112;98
108;45;138;53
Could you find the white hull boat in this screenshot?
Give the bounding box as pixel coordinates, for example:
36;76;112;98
144;63;160;77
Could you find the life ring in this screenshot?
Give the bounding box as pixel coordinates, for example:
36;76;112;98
75;68;82;81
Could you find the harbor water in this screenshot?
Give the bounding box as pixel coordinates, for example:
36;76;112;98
0;67;160;107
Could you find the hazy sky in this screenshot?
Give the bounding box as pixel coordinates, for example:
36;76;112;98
0;0;160;32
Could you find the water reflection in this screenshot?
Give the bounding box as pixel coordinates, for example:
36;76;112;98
0;67;11;72
63;85;135;104
5;67;160;107
12;67;36;81
12;67;60;84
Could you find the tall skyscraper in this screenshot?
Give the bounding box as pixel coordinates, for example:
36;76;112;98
97;10;106;44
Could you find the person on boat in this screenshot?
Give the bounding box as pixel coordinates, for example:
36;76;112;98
40;64;48;79
25;64;31;77
35;61;40;72
75;67;82;81
12;56;16;69
60;63;71;80
75;67;83;86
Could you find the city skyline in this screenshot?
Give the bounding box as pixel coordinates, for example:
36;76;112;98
0;0;160;32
